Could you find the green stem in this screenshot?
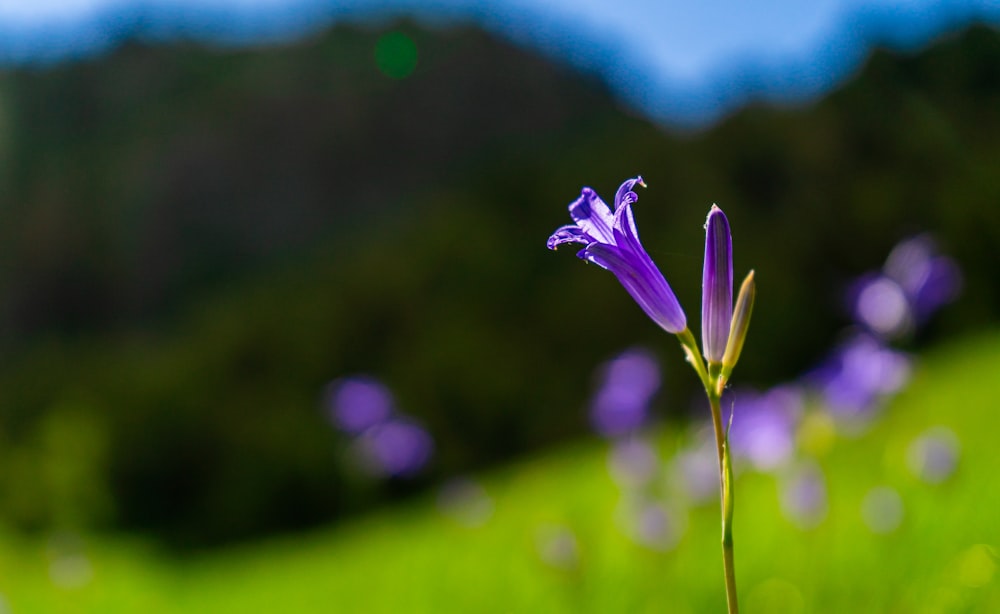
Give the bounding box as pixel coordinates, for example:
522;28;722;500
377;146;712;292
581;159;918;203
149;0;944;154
708;391;739;614
676;328;711;390
676;330;739;611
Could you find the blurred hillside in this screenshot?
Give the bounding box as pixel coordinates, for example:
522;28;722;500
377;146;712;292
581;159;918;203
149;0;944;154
0;21;997;547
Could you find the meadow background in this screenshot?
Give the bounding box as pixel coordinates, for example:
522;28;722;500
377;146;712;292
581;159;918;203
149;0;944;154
0;2;998;611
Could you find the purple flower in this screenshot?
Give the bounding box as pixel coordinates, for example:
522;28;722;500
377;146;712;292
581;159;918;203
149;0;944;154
631;501;683;551
590;347;661;437
808;333;910;422
780;462;828;529
325;375;394;434
548;177;687;334
850;273;912;338
702;205;733;363
883;235;961;323
607;438;659;487
907;426;960;484
850;235;962;338
726;386;801;471
356;417;434;477
672;432;720;504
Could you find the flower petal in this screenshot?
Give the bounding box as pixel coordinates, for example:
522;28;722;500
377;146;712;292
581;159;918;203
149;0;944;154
547;224;590;250
614;176;645;211
568;187;615;244
581;242;687;333
611;194;644;254
611;196;683;300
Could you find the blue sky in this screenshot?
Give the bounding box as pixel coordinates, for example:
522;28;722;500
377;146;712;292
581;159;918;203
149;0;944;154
0;0;997;127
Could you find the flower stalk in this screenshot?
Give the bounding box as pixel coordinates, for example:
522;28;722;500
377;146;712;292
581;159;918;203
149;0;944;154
678;326;741;613
549;180;753;613
707;379;739;614
697;205;744;614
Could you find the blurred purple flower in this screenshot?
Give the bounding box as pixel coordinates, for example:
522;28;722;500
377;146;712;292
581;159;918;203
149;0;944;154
672;432;719;504
633;501;683;551
357;417;433;477
590;347;661;437
548;177;687;334
437;478;495;527
535;525;580;570
861;486;904;534
850;235;961;338
608;438;659;487
850;273;913;339
325;375;394;434
907;426;960;484
883;235;962;322
780;462;828;529
808;333;910;421
727;386;802;471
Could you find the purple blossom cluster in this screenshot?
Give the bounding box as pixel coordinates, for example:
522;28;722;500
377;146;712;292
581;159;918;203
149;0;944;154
850;235;962;339
548;179;960;547
709;235;960;454
724;235;960;524
807;333;911;428
811;235;960;427
585;348;688;549
592;234;961;539
324;375;433;478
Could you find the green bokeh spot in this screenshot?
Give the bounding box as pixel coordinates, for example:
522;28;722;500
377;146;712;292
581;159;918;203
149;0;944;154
375;32;418;79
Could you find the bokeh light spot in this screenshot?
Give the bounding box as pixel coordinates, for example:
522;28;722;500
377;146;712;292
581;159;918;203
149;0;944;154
780;462;828;530
46;534;94;589
861;486;904;534
535;525;580;571
326;375;394;435
633;502;684;551
355;418;433;477
437;478;494;528
672;432;721;504
906;426;960;484
375;32;417;79
590;347;661;438
957;544;997;588
855;276;911;337
607;438;658;488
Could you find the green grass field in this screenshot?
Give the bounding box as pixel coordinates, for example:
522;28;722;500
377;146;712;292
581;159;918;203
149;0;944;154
2;331;999;613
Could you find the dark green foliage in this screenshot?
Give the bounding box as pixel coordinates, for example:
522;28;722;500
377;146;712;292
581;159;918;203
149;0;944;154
0;22;997;547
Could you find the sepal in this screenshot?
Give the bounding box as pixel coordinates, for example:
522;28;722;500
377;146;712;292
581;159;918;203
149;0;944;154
720;270;756;380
